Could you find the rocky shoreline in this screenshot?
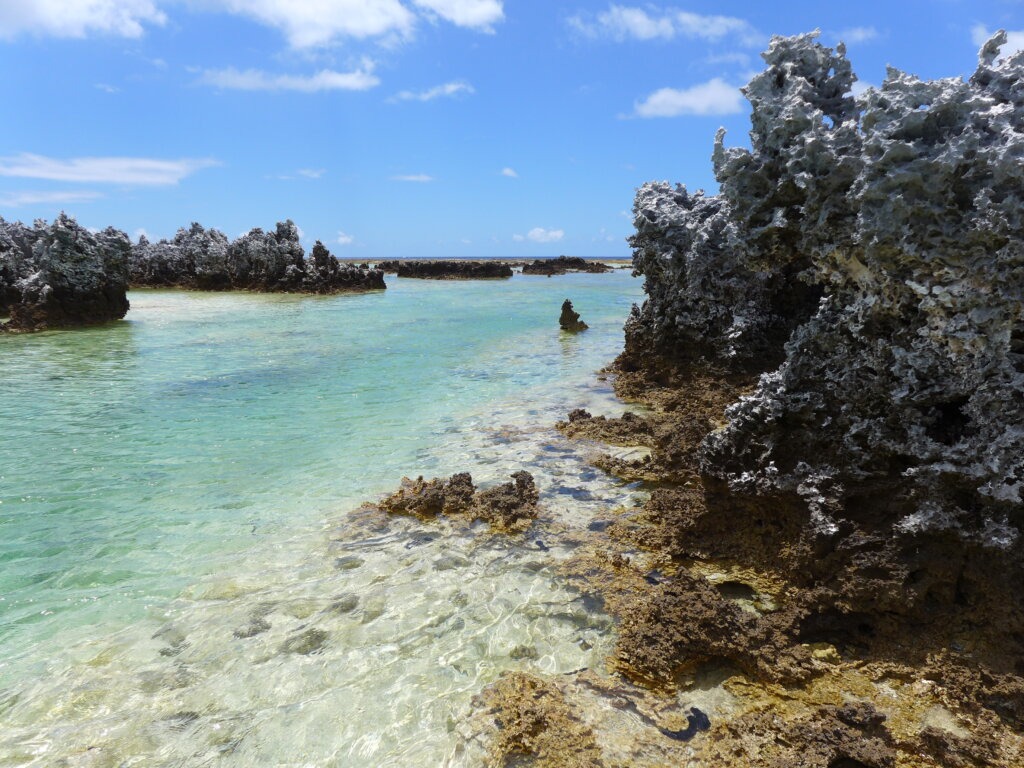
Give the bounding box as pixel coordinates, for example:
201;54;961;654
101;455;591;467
376;259;514;279
469;31;1024;767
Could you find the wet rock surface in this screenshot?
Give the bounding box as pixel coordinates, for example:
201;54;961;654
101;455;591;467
559;299;589;332
377;470;539;533
0;214;130;331
130;222;385;293
376;259;513;279
522;256;611;276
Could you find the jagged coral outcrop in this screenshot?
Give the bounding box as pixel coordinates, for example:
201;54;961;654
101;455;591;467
129;221;384;293
0;214;130;331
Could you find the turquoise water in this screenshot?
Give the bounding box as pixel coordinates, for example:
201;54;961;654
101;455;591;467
0;271;642;766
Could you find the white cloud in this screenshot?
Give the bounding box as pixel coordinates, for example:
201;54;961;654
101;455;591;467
500;167;518;178
519;227;564;243
199;63;379;92
201;0;503;48
390;81;474;102
94;83;120;93
0;189;104;206
297;168;325;178
0;153;219;185
633;78;744;118
570;5;760;47
412;0;503;31
206;0;415;48
972;24;1024;58
838;26;878;44
0;0;166;40
337;231;354;245
391;173;434;182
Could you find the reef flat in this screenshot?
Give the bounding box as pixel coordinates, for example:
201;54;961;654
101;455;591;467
476;31;1024;767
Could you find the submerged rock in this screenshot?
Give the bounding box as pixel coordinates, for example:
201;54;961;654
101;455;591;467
129;222;385;293
0;214;130;331
559;299;588;332
376;259;513;279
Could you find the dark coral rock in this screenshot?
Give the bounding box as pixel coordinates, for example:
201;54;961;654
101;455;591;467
129;222;384;293
1;214;130;331
377;259;513;279
522;256;611;275
559;299;589;332
474;471;540;533
378;471;538;533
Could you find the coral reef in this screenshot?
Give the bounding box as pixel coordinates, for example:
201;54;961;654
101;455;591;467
0;214;130;331
130;222;385;293
376;259;513;279
559;299;588;332
522;256;611;275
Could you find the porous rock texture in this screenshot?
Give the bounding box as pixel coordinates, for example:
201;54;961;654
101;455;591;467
0;214;130;331
498;30;1024;768
376;259;513;279
378;470;539;533
130;221;384;292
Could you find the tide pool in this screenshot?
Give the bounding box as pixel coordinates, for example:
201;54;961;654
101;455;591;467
0;271;642;766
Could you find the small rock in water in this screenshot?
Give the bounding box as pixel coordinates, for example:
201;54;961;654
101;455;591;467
535;539;550;551
587;520;611;532
509;644;539;660
334;555;365;570
280;628;328;655
233;618;271;639
559;299;588;332
327;594;359;614
405;533;439;549
434;554;471;571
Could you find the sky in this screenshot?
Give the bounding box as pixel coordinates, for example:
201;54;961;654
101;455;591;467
0;1;1022;258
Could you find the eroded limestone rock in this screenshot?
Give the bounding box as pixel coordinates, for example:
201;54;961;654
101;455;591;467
0;214;130;331
129;222;384;293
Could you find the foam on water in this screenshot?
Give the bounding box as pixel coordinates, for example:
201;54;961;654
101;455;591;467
0;272;643;765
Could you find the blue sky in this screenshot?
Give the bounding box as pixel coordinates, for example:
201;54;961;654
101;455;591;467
0;1;1021;258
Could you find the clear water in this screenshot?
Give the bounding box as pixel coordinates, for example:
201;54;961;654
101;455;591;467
0;271;643;766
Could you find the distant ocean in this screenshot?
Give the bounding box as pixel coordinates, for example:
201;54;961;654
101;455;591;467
0;270;642;766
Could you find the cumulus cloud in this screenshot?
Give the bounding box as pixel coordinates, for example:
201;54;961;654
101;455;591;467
202;0;502;48
500;167;518;178
838;26;878;44
392;173;434;182
412;0;503;32
199;63;380;92
337;231;354;245
972;24;1024;57
570;4;760;46
0;153;219;185
390;81;474;102
0;189;104;206
515;227;564;243
633;78;744;118
0;1;505;46
0;0;166;40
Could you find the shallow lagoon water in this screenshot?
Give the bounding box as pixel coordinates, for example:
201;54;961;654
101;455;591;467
0;271;643;766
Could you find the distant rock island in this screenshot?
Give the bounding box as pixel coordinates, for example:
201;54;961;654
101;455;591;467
131;220;385;293
376;259;514;279
522;256;611;275
1;214;130;331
